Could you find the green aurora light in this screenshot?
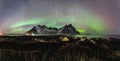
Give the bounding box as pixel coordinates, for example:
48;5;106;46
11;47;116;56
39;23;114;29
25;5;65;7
10;12;105;34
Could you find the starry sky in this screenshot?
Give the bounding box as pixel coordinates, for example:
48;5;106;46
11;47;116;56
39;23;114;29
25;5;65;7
0;0;120;35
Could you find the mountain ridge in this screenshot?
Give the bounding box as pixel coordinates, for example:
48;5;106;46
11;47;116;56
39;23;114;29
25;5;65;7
25;24;80;36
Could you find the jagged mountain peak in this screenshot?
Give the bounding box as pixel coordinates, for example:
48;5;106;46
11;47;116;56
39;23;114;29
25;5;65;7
25;24;80;36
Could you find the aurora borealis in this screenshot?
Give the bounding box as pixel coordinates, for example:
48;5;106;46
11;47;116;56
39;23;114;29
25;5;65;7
0;0;120;35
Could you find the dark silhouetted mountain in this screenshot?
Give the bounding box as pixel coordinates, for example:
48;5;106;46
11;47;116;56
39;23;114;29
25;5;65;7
26;24;80;36
58;24;80;35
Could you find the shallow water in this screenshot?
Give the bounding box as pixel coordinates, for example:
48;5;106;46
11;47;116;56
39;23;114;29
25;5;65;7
76;34;120;39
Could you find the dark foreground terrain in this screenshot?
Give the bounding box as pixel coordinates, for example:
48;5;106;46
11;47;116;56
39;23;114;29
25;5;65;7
0;35;119;61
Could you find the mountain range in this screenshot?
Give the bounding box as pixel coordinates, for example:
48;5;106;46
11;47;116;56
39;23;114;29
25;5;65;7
25;24;80;36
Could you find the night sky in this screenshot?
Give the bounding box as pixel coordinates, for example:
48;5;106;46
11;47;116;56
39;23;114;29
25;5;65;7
0;0;120;35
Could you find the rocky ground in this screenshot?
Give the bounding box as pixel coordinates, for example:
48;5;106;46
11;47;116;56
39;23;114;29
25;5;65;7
0;35;119;61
